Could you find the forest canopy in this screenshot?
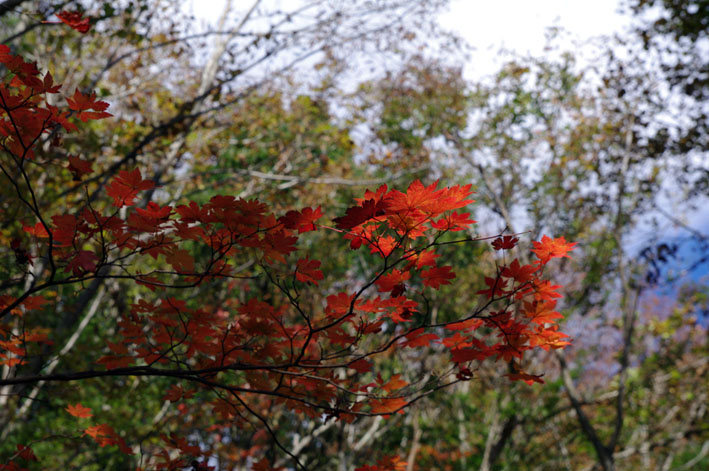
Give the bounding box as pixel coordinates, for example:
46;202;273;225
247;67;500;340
0;1;707;470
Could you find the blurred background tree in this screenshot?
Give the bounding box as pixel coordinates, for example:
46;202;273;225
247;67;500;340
0;0;706;470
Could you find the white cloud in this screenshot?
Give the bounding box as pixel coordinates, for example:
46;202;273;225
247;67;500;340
439;0;630;77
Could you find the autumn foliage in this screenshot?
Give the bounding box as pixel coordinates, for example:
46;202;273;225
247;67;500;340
0;23;574;471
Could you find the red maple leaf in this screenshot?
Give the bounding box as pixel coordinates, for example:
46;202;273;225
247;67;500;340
333;198;388;230
175;201;208;223
385;180;443;213
436;183;476;212
262;231;297;263
165;249;195;274
368;234;397;257
295;257;323;285
252;458;285;471
420;265;455;289
348;358;372;374
65;250;99;276
96;354;133;369
21;296;50;312
450;347;489;363
51;214;78;246
492;235;519;250
325;292;355;318
476;276;508;298
440;331;472;349
40;70;62;94
16;444;37;461
278;206;322;233
136;201;172;221
106;168;155;207
444;318;483;332
0;45;43;88
163;385;195;403
529;325;572;350
66;89;112;122
55;11;91;34
375;269;410;296
501;259;537;284
0;44;12;63
67;155;93;180
429;211;476;231
404;249;439;271
402;328;438;348
47;104;77;132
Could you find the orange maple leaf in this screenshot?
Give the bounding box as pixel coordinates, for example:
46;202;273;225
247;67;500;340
370;396;407;415
23;221;50;238
531;235;577;263
380;374;408;393
66;403;93;418
83;423;133;454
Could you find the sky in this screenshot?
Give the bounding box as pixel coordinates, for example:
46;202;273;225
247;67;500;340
189;0;633;80
438;0;631;78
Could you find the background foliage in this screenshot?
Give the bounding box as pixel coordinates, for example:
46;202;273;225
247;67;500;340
1;1;707;470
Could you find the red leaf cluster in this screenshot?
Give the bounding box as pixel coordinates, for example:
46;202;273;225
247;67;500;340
0;46;576;470
56;11;91;34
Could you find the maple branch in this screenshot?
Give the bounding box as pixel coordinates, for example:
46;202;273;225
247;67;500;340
188;166;432;189
0;93;58;277
0;0;26;17
228;389;307;471
0;359;461;419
